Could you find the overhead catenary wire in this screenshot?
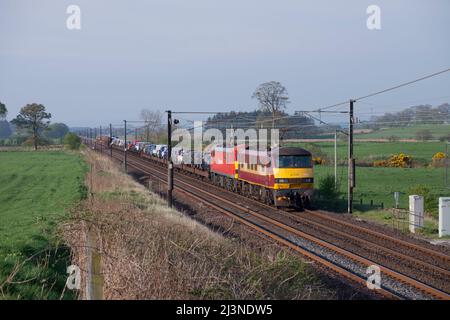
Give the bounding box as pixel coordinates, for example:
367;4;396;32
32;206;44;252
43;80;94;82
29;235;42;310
315;67;450;112
82;68;450;132
82;67;450;219
356;95;450;109
81;117;450;136
354;68;450;102
175;68;450;127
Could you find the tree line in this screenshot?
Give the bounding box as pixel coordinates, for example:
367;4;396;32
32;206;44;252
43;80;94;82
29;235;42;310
97;81;322;144
205;81;327;140
370;103;450;127
132;82;325;141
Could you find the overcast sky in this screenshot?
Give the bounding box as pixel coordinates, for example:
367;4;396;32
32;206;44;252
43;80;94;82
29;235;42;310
1;0;449;126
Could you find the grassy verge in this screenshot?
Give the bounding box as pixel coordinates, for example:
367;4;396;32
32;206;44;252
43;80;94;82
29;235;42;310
352;210;439;237
63;149;341;299
0;151;87;299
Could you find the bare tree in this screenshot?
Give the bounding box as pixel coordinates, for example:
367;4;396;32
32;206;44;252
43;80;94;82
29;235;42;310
252;81;290;129
140;109;163;141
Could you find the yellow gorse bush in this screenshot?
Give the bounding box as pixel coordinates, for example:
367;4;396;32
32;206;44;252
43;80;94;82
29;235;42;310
431;152;447;168
372;153;413;168
313;157;324;165
432;152;446;160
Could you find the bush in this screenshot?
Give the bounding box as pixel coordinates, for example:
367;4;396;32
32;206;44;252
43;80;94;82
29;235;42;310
408;184;438;217
373;153;413;168
432;152;446;160
431;152;447;168
63;133;81;150
415;129;433;141
318;174;339;200
22;136;51;147
387;135;399;142
303;143;329;163
438;134;450;142
312;157;324;165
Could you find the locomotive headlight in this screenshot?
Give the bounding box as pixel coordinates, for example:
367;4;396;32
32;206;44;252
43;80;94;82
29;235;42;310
275;178;289;183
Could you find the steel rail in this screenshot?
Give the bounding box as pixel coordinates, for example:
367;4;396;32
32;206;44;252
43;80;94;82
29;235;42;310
111;149;449;300
89;142;450;299
305;210;450;263
122;155;400;299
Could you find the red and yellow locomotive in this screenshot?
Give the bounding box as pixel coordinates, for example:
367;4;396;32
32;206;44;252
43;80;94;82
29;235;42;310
210;146;314;209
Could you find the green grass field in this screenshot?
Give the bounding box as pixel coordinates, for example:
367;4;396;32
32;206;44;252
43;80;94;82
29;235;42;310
288;141;447;164
314;165;448;237
0;151;87;299
287;137;449;231
354;124;450;139
314;166;448;210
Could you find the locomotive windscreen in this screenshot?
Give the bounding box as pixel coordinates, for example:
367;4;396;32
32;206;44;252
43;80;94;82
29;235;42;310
278;155;312;168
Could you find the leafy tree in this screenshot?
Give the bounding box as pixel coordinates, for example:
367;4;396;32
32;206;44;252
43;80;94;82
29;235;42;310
0;101;7;119
63;132;81;150
46;123;69;139
252;81;290;129
0;121;12;138
11;103;52;150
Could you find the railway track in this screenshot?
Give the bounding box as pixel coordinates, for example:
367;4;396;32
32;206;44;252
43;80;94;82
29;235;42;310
90;142;450;300
282;210;450;292
301;210;450;269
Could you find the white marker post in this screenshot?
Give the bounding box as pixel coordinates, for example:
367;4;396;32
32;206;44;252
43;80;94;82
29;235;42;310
409;195;424;233
439;197;450;238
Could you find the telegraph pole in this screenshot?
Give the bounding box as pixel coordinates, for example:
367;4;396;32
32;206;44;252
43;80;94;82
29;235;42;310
167;110;174;208
334;130;338;189
348;100;355;214
100;126;102;153
124;120;128;173
109;123;113;158
94;128;97;150
446;142;449;188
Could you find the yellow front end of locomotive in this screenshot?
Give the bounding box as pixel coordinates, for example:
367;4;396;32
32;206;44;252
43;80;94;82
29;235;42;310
272;168;314;190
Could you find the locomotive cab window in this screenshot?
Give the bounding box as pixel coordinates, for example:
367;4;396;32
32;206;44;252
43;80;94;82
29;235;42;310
278;155;312;168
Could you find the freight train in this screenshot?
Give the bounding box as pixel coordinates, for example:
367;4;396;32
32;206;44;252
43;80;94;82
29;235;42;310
95;136;314;210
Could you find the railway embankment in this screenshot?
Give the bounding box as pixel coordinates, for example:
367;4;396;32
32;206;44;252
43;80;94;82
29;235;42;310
64;149;358;299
